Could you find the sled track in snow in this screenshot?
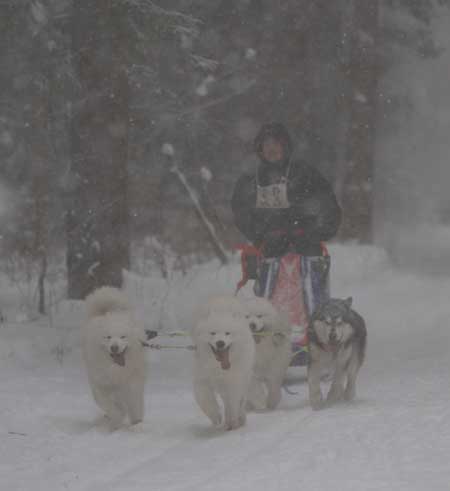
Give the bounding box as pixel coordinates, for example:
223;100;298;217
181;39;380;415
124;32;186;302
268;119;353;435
82;411;315;491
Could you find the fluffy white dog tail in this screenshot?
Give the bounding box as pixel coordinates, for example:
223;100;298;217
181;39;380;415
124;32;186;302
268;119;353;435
85;286;130;319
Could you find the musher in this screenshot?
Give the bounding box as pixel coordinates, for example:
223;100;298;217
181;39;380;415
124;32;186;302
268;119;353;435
231;122;342;365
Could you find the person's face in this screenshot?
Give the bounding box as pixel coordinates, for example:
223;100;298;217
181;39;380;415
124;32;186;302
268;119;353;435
262;137;284;163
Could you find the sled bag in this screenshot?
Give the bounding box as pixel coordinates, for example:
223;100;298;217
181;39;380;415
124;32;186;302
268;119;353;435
254;252;330;350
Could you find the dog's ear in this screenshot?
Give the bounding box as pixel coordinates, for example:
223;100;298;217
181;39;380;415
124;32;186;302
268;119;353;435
344;297;353;308
138;328;158;347
145;329;158;341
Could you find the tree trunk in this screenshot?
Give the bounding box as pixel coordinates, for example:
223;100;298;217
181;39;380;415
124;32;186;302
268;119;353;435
27;36;52;315
67;0;130;299
337;0;380;242
304;1;344;181
38;254;47;315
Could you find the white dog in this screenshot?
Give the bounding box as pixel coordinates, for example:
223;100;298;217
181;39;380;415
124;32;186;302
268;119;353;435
192;294;247;326
82;287;146;430
243;296;292;410
191;296;255;431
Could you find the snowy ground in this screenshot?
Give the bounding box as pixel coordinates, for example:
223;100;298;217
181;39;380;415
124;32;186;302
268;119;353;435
1;243;450;491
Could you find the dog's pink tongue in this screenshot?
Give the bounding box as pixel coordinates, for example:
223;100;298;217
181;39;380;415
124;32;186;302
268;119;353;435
111;352;126;366
215;349;231;370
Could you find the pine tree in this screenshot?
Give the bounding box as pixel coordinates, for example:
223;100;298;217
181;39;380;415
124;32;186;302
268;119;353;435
67;0;130;298
337;0;380;242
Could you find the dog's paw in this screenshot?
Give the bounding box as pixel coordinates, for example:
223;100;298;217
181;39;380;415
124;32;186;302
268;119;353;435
127;420;145;433
129;417;143;426
310;397;325;411
246;402;266;413
327;387;345;404
108;420;123;432
266;390;282;410
344;387;356;401
246;397;266;412
106;411;126;431
224;419;243;431
207;413;222;427
224;424;238;431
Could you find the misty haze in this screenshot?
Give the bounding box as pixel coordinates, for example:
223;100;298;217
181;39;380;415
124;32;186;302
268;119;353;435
1;2;449;490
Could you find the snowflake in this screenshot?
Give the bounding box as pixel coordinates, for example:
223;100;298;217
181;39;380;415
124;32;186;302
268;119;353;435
200;167;213;182
31;1;47;25
245;48;257;60
161;143;175;157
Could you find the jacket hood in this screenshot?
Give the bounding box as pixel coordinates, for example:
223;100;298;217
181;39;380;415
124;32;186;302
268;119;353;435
254;123;293;162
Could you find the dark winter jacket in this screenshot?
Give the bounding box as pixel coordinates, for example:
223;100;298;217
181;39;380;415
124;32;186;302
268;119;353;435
231;127;341;257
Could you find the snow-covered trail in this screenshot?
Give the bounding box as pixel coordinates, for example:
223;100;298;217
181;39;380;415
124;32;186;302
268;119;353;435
1;245;450;491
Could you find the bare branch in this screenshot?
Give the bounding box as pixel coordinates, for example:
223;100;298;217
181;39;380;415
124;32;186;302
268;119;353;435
117;0;202;28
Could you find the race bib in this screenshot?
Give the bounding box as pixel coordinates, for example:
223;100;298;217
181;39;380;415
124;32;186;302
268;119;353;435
256;180;290;209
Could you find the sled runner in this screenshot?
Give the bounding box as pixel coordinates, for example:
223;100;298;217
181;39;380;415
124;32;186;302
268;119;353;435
236;244;330;366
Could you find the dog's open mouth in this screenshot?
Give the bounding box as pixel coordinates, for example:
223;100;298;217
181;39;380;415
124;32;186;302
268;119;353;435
252;332;264;344
325;339;341;352
110;348;127;366
210;345;231;370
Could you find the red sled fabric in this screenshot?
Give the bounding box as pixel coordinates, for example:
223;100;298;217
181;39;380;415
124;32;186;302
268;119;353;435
271;253;309;346
253;252;331;352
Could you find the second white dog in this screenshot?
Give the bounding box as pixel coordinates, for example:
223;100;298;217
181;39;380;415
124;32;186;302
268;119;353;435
191;296;255;431
82;287;147;430
243;296;292;411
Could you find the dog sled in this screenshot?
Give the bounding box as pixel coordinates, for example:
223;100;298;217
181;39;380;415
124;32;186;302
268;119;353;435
236;244;330;366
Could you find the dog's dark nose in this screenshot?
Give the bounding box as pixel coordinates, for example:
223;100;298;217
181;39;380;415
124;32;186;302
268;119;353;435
110;344;119;353
249;322;257;331
329;329;337;342
216;340;225;350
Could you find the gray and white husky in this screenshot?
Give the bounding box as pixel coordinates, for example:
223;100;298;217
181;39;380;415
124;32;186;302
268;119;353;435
307;297;367;410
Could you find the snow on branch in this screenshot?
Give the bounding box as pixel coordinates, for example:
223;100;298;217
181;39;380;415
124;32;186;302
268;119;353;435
200;167;212;183
161;143;175;157
162;144;228;265
178;79;257;117
190;54;219;72
118;0;201;29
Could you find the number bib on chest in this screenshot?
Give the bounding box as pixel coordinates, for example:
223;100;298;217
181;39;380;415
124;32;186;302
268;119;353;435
256;179;290;209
